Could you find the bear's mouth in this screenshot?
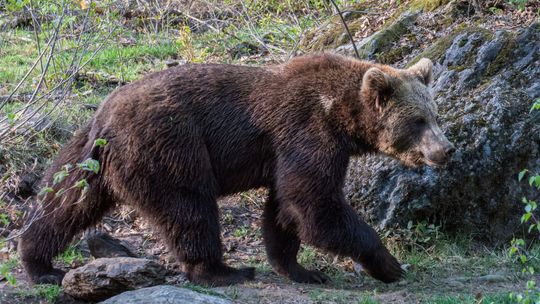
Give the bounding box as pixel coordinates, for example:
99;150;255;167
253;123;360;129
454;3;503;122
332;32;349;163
423;158;447;168
421;151;451;168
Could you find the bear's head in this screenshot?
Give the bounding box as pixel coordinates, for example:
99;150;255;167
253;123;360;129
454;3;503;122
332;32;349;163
360;58;455;168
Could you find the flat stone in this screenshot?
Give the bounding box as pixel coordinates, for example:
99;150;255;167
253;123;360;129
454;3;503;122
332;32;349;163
99;285;232;304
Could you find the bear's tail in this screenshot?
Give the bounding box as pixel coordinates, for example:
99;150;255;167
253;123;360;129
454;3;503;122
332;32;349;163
18;122;115;284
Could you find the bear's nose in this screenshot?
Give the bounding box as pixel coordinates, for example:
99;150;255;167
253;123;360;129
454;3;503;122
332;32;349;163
444;145;455;157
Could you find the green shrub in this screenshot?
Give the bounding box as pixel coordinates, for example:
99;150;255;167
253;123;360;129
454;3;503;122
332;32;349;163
509;98;540;303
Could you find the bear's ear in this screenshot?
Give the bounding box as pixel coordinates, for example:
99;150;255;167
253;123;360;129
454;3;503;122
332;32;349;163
362;67;392;113
408;58;433;85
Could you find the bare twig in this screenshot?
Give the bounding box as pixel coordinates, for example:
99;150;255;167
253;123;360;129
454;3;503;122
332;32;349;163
328;0;360;59
0;0;118;141
184;12;221;33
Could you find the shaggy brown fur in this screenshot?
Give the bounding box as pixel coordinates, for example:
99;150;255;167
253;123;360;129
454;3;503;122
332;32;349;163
19;53;453;286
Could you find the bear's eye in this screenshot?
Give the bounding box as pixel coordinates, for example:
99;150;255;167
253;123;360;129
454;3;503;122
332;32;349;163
412;118;426;127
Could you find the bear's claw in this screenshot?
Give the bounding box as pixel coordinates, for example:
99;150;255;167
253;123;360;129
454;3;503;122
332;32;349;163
357;247;404;284
187;264;255;286
289;267;330;284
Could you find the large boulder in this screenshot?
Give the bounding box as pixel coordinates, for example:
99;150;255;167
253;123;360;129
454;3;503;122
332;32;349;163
99;285;232;304
345;23;540;242
62;257;168;301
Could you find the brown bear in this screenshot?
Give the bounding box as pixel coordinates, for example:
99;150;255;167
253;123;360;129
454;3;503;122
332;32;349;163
18;53;454;286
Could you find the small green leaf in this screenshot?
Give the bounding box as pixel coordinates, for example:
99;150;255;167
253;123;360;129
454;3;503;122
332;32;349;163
510;246;518;255
38;187;54;196
53;170;69;185
0;214;10;226
74;179;89;190
521;213;532;223
519;169;528;181
530;100;540;112
78;158;100;174
94;138;108;148
535;176;540;188
5;272;16;285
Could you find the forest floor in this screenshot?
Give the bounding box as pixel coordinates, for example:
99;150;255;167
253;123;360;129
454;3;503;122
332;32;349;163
1;0;540;303
1;190;539;303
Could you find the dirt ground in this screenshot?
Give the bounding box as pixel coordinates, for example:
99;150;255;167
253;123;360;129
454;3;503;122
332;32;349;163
0;190;534;303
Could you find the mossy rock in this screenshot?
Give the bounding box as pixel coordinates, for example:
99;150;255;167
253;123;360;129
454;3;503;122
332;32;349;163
300;0;383;51
407;26;494;67
336;11;420;60
357;11;419;60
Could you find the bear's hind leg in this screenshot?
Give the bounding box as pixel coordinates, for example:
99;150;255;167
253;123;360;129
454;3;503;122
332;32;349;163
18;187;115;285
137;189;255;286
262;190;329;284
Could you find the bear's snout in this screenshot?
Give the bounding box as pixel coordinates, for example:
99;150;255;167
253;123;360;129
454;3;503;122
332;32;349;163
419;127;455;167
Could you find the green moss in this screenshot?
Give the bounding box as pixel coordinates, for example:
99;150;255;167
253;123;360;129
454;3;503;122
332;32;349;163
485;32;516;77
409;0;452;11
449;65;467;72
376;44;413;64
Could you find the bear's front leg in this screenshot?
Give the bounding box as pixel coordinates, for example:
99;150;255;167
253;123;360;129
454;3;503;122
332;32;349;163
274;149;404;284
288;193;404;283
